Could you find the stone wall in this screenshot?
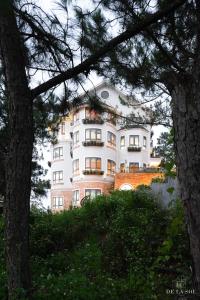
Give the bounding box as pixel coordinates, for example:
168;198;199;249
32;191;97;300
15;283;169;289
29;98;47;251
151;177;179;207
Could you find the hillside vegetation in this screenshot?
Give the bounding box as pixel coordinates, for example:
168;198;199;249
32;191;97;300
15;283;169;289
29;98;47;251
0;189;191;299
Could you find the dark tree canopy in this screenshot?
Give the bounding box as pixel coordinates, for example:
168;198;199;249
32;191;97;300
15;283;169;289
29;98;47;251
8;0;184;98
76;0;195;91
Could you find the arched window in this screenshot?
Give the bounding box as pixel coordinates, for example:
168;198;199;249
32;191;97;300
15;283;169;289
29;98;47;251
119;183;133;191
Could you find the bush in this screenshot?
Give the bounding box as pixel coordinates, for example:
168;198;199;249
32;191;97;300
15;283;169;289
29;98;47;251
0;190;191;299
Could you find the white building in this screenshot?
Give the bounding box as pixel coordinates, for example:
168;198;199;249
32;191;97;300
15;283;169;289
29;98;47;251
50;82;160;211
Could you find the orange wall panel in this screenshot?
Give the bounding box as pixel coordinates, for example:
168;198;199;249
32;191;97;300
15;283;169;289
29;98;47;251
114;172;163;190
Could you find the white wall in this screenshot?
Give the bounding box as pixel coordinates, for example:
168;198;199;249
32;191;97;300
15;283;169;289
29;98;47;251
51;119;73;190
50;83;154;207
117;127;151;169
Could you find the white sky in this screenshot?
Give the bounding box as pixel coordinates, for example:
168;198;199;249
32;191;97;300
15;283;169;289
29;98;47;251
36;0;168;208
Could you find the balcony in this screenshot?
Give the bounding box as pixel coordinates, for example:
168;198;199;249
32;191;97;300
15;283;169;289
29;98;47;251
127;146;142;152
83;170;104;175
82;118;104;125
82;141;104;147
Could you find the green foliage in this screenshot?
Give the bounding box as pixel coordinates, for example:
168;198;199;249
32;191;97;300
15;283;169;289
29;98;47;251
155;130;175;168
0;191;191;299
154;130;177;183
166;187;175;195
136;184;151;191
153;199;191;298
151;177;165;184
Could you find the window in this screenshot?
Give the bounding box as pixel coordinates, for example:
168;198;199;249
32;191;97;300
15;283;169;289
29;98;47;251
85;157;101;170
73;111;79;122
101;90;109;99
120;136;125;149
72;190;79;206
107;160;116;175
53;171;63;183
129;135;139;146
107;131;116;146
143;136;147;148
59;122;65;135
85;129;101;141
129;162;139;173
73;159;79;176
52;196;63;208
120;163;125;173
85;189;101;198
73;131;79;144
119;184;133;191
53;147;63;159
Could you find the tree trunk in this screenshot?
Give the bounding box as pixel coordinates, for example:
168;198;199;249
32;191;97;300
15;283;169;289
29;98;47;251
172;77;200;295
0;2;33;299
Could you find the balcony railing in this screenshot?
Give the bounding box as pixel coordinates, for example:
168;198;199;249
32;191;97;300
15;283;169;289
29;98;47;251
120;167;162;173
82;118;104;125
83;170;104;175
150;153;160;158
83;141;104;147
127;146;142;152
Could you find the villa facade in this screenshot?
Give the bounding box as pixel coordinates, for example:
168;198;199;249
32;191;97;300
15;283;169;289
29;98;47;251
50;82;161;211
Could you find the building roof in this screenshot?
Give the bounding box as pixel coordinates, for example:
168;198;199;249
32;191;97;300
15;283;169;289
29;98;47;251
78;81;139;106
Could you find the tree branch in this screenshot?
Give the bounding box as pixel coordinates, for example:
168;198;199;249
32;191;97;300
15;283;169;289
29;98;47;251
15;7;74;62
31;0;186;98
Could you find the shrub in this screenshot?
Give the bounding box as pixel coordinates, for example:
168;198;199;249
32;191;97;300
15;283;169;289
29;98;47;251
0;191;191;300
